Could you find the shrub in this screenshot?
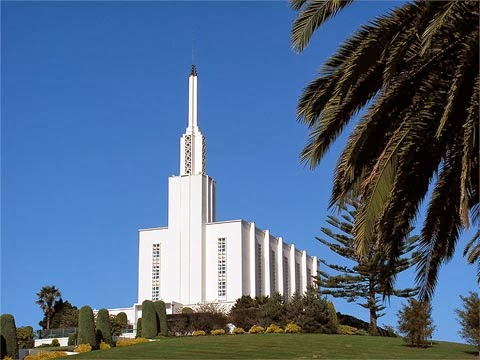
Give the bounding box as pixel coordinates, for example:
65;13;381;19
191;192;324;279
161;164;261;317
74;343;92;353
0;313;18;359
167;312;228;335
284;323;302;333
142;300;157;339
50;338;60;347
116;337;149;347
210;329;226;336
24;351;68;360
266;324;284;333
136;317;142;338
3;356;13;360
354;329;369;336
182;307;193;314
232;327;245;334
192;330;206;336
96;308;112;345
248;325;265;334
17;326;35;349
397;299;435;347
68;333;77;346
154;300;168;336
78;306;97;349
99;341;111;350
111;312;128;336
327;301;338;326
455;291;479;347
337;325;358;335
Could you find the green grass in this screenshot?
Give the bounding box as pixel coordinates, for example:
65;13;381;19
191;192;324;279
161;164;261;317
66;334;478;359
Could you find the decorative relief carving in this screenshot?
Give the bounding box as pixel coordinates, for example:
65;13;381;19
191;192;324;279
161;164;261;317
185;135;192;175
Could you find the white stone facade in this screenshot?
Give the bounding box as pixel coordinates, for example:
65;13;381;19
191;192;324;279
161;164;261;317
108;65;318;327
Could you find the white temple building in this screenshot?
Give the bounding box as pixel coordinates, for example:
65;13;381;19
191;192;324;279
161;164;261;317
107;65;318;326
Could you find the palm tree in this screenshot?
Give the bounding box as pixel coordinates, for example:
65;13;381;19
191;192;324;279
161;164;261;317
291;0;479;300
36;285;62;329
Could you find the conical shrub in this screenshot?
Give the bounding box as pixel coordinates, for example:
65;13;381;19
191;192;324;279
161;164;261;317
0;314;18;359
141;300;157;338
136;318;142;338
78;305;96;349
154;300;168;336
95;308;112;345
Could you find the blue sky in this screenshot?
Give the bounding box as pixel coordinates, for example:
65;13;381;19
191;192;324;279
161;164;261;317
1;1;477;344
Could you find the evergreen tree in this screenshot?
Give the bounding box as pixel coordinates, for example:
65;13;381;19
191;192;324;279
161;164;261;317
110;312;128;336
136;318;142;338
95;309;112;345
17;326;35;349
316;197;418;334
0;314;18;359
455;291;479;347
154;301;168;336
77;306;96;349
397;298;435;347
141;300;157;339
40;300;78;329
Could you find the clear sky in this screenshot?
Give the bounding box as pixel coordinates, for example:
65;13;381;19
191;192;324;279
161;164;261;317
1;1;477;344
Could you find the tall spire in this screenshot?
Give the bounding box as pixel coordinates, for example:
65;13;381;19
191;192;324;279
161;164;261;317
187;64;198;131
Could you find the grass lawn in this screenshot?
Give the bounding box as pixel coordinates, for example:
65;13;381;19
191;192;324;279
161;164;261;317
67;334;478;359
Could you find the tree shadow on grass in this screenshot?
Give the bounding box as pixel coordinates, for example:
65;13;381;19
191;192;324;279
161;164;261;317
463;350;479;357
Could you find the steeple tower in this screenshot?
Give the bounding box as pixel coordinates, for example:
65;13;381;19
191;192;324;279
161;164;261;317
180;64;206;176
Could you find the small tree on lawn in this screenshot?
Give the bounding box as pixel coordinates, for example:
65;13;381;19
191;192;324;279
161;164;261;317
77;306;96;349
95;308;112;345
142;300;157;338
17;326;35;349
154;300;168;336
455;291;479;347
0;314;18;359
397;298;435;347
316;196;419;334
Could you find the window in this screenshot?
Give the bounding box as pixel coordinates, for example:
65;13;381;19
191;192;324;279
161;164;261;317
270;250;276;293
218;238;227;298
256;243;262;296
295;262;301;294
152;243;161;301
307;268;312;287
283;256;289;300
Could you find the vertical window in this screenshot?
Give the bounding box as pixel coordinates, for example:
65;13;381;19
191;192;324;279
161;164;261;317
307;268;312;287
270;250;276;293
218;238;226;298
283;256;289;300
256;243;262;296
295;262;301;294
152;244;161;301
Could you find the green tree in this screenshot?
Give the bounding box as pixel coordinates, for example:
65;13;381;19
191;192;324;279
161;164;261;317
263;292;287;327
77;306;96;349
110;312;128;336
40;300;79;329
397;298;435;347
154;300;168;336
291;0;479;300
136;318;142;338
95;309;112;346
317;197;418;334
141;300;157;339
455;291;479;347
0;314;18;359
36;285;62;329
16;326;35;349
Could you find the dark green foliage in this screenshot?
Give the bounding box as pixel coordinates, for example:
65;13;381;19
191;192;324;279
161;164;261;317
263;293;287;327
16;326;35;349
41;300;79;329
96;309;112;346
167;313;229;336
0;314;18;358
229;295;272;328
291;0;479;301
397;299;435;347
455;291;479;347
181;307;193;314
68;333;77;346
316;196;418;334
154;301;168;336
142;300;157;339
110;312;128;336
337;312;394;337
51;338;60;347
36;285;62;329
77;305;97;349
136;318;142;338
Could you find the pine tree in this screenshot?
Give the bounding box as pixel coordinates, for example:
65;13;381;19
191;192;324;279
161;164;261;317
0;314;18;359
397;298;435;347
141;300;157;339
316;196;418;334
95;309;112;345
77;306;96;348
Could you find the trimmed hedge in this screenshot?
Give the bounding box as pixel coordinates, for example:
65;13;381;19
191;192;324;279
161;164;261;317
154;300;168;336
17;325;35;349
167;313;228;335
78;306;96;349
0;314;18;359
141;300;157;339
136;317;142;338
96;308;112;345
